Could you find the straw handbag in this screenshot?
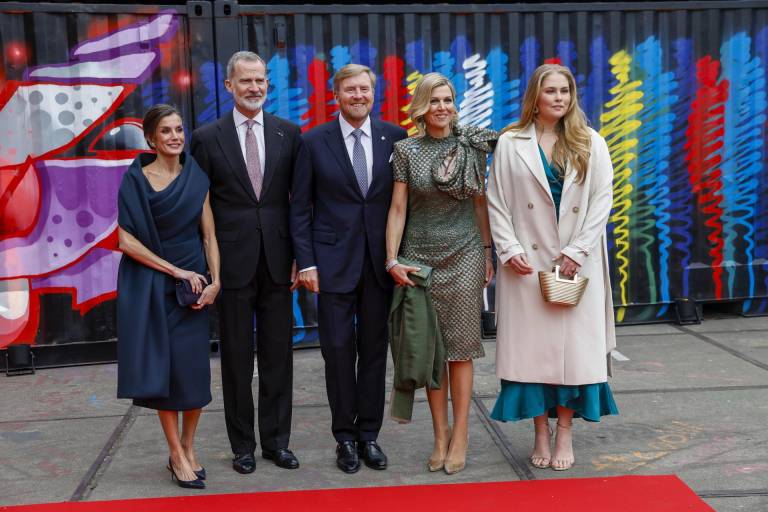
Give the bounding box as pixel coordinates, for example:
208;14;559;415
538;265;589;306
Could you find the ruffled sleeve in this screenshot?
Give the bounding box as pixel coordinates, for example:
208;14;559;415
430;125;498;200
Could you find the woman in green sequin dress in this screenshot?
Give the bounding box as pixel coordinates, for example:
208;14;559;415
385;73;497;475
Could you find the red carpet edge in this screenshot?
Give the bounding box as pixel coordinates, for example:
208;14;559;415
1;475;714;512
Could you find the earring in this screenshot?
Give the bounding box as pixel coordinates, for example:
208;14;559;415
533;106;539;114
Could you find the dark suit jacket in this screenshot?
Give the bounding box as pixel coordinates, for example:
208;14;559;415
290;117;408;294
191;111;302;289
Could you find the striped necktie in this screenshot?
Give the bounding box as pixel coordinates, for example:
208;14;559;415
244;119;262;199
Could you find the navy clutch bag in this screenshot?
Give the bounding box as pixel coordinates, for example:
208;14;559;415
175;273;213;307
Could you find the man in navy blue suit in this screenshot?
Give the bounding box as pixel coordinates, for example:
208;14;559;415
291;63;407;474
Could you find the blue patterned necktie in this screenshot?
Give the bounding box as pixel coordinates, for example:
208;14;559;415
351;128;368;196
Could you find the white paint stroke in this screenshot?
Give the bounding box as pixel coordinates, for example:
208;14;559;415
459;53;494;129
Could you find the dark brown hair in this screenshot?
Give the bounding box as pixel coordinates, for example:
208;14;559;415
142;104;182;147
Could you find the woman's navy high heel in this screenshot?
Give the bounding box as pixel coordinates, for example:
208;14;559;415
167;458;205;489
194;467;206;480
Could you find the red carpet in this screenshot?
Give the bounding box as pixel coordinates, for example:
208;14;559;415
1;476;713;512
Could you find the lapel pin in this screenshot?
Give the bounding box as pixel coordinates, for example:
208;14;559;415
381;136;386;140
277;130;284;137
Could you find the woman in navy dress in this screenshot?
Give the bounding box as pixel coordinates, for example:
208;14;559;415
117;104;220;489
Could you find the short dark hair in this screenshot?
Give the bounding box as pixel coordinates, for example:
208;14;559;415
142;104;182;145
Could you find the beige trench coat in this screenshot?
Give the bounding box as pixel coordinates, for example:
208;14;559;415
486;123;616;385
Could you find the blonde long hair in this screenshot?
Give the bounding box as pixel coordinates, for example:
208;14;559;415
408;72;459;136
503;64;591;184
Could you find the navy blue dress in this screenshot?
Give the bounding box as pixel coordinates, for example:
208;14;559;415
116;152;212;411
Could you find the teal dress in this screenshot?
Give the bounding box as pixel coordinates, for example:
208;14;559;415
490;146;618;423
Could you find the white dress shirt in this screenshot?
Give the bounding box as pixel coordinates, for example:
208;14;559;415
233;108;266;175
338;114;373;187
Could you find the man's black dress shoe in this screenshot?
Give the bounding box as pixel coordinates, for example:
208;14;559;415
336;441;361;474
262;448;300;469
232;452;256;474
358;441;388;470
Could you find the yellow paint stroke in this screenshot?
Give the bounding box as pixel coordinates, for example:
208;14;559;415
591;421;702;472
599;50;643;322
401;70;423;136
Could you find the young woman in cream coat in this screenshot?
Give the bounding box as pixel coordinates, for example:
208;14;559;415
486;64;618;471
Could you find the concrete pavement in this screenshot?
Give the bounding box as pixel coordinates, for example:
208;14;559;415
3;316;768;511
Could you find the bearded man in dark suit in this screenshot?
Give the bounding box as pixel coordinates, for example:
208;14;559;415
191;51;301;474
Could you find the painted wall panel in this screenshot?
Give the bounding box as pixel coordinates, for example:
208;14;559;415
1;2;768;355
234;3;768;323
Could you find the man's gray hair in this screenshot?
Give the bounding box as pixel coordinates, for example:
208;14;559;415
226;51;266;79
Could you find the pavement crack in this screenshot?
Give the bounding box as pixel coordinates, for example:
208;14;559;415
698;488;768;498
69;405;138;502
472;396;535;481
675;325;768;372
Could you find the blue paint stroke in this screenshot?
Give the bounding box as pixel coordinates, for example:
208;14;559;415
753;26;768;312
433;51;456;81
330;46;352;73
520;36;540;90
196;61;221;125
349;40;382;114
291;290;305;344
586;37;617;253
720;32;765;302
557;40;577;69
351;40;377;68
405;40;425;72
557;41;588;109
450;36;472;100
668;38;696;298
141;78;169;110
632;36;677;315
290;45;319;124
554;40;594;132
265;54;307;126
486;48;520;129
584;36;614;128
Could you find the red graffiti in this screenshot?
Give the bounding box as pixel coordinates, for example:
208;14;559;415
685;56;729;298
0;158;40;240
300;59;336;132
380;56;410;127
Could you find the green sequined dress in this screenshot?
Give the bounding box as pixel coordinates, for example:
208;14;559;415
392;126;497;361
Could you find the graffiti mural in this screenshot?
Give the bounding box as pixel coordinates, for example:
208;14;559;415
2;4;768;352
230;7;768;323
0;9;320;349
0;11;182;348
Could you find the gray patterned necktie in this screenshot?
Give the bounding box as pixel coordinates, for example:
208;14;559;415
350;128;368;196
244;119;262;199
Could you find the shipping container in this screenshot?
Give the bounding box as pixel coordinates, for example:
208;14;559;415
1;1;767;365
